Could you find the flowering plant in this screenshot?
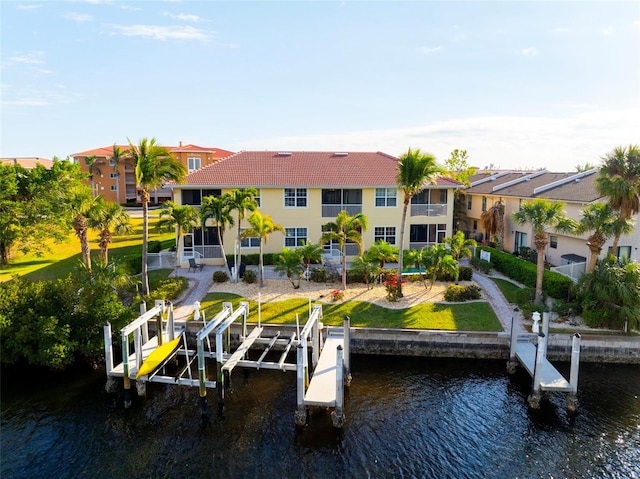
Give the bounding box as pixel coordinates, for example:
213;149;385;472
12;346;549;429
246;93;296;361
384;275;404;302
330;289;345;302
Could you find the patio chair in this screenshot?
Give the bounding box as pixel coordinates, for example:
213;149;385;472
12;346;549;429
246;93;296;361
188;257;204;272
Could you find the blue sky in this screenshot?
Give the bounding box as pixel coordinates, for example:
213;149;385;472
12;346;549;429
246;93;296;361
1;1;638;171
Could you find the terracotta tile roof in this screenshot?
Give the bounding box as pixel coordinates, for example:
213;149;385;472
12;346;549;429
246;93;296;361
175;150;464;188
71;144;234;158
1;157;54;169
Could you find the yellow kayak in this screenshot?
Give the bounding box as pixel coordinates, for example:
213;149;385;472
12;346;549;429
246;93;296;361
136;337;182;379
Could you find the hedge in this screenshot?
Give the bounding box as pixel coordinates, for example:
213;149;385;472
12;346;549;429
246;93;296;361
478;246;573;299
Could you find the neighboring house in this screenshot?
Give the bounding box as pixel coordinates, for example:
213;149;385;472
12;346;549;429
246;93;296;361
463;169;639;269
1;157;54;169
165;150;464;266
70;142;234;204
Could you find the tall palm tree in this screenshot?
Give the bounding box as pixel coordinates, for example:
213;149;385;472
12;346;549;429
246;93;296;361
226;188;259;281
512;199;576;305
481;200;505;249
444;230;477;283
65;184;99;271
88;197;132;263
575;203;635;272
85;155;103;197
320;211;369;290
123;137;186;295
595;144;640;253
200;193;235;275
109;144;126;205
157;201;199;265
396;147;443;276
242;210;285;287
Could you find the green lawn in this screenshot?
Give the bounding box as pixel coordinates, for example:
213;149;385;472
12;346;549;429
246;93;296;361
490;277;523;303
0;214;173;282
200;292;502;331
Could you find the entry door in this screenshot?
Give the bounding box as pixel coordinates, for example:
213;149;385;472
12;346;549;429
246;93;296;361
183;233;194;259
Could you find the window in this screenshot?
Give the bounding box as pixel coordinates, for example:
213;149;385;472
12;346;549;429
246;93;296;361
182;189;202;205
473;220;478;231
284;188;307;208
374;227;396;245
285;227;307;247
188;157;201;172
375;188;397;207
467;195;472;210
515;232;528;252
411;189;447;205
409;224;447;244
608;246;631;260
110;173;118;179
192;227;221;246
110;185;117;191
550;235;558;249
482;196;487;212
109;159;116;166
240;229;260;248
254;189;261;207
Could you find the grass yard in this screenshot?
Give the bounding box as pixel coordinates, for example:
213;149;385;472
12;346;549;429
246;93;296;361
200;292;502;331
0;214;173;282
490;277;523;303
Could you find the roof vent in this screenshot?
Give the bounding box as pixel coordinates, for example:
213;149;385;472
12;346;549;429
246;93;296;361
277;152;292;156
334;152;349;156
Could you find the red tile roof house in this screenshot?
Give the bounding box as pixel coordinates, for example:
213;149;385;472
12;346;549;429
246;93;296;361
164;150;465;267
71;143;234;204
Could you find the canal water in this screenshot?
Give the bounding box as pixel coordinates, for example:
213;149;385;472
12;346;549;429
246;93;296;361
2;357;639;478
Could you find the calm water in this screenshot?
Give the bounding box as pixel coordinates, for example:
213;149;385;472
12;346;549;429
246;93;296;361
1;357;639;479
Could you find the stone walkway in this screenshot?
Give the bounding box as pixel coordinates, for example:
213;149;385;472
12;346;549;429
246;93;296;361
472;272;526;332
168;266;215;320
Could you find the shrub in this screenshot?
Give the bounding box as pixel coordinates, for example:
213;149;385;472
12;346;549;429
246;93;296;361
148;240;162;253
436;267;457;282
330;289;344;301
145;277;188;302
444;284;482;302
242;269;257;284
458;266;473;281
121;254;142;275
213;270;229;283
310;267;328;283
384;275;404;302
470;256;492;274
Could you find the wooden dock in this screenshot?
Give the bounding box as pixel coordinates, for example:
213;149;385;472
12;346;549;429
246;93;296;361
514;341;572;392
304;331;344;407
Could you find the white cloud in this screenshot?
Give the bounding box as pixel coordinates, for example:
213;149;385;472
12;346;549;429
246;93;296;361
6;51;45;65
17;4;42;10
162;12;201;22
64;12;93;23
417;46;443;55
516;47;539;57
1;85;82;107
239;109;639;172
107;24;212;41
600;25;615;35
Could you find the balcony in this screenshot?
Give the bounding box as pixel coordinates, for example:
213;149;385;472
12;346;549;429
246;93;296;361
322;204;362;217
410;204;446;217
408;242;437;250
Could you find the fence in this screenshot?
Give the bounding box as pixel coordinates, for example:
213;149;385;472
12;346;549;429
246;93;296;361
147;252;177;270
550;262;586;282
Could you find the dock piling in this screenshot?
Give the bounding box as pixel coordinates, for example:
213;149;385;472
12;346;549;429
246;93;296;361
567;333;582;412
344;316;351;385
507;316;518;374
295;343;307;426
331;345;345;428
528;333;546;409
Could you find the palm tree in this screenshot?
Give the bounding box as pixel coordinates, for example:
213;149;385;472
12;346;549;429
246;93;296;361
396;147;443;276
422;244;456;290
86;155;103;197
65;184;99;271
296;240;323;280
320;210;369;290
480;200;505;249
512;199;576;305
575;203;635;272
274;248;304;289
242;210;285;287
200;193;235;275
123;137;186;295
350;254;378;289
366;240;399;268
226;188;259;282
596;144;640;253
109;145;127;205
88;198;132;263
156;201;199;262
444;231;477;284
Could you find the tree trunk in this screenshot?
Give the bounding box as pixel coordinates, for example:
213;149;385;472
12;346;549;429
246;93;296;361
116;172;121;205
73;215;91;272
341;249;347;290
218;225;231;275
610;233;621;258
99;230;110;264
587;233;606;272
259;241;264;288
141;190;150;296
533;233;547;305
398;196;410;276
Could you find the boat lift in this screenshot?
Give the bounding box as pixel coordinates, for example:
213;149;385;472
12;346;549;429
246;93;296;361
507;311;581;411
104;300;351;426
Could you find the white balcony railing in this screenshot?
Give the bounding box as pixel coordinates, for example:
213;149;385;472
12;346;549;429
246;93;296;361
322;204;362;217
408;242;437;251
551;262;586;282
410;204;446;217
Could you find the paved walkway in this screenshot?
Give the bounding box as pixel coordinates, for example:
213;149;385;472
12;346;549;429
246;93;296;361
472;272;526;332
168;266;215;320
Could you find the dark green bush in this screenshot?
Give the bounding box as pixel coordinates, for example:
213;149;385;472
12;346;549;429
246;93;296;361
310;267;328;283
470;256;492;274
213;270;229;283
458;266;473;281
242;269;257;284
444;284;482;302
145;277;188;302
148;240;162;253
121;254;142;275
